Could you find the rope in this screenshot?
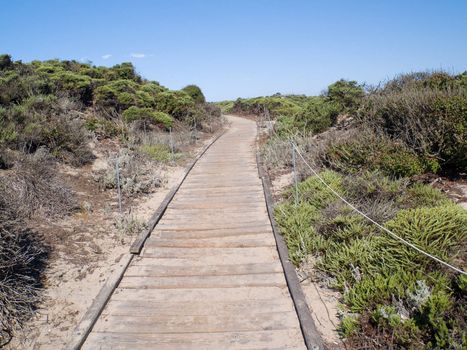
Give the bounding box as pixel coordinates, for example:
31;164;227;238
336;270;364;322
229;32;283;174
291;143;467;276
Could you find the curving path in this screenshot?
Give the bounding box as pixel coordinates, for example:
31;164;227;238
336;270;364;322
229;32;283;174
82;116;307;349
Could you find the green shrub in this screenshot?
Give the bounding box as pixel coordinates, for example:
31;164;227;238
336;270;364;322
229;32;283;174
326;79;364;112
275;202;323;264
139;144;173;162
292;97;339;134
421;289;453;348
275;171;342;264
232;96;303;117
294;170;343;206
323;129;437;178
122;106;173;128
215;100;234;113
372;306;422;347
140;82;166;95
378;145;427;177
182;84;206;104
108;62;142;82
154;90;197;120
340;315;360;337
319;238;382;287
275;169;466;348
0;54;13;70
401;183;451;208
94;79;139;111
0;71;29;105
49;71;93;104
359;72;467;172
379;204;466;270
276;97;339;136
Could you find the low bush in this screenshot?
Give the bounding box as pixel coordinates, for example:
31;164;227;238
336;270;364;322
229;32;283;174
326;79;364;112
96;149;163;194
0;94;94;166
291;97;340;134
93;79;139;111
232;95;304;118
275;170;466;348
153;90;199;122
322;128;439;178
380;204;466;271
359;72;466;172
123;106;173;128
139;144;174;162
182;84;206;104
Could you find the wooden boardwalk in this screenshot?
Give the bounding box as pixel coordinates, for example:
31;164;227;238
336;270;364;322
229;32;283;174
82;116;307;349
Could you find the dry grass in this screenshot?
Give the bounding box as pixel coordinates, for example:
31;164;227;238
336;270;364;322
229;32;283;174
0;153;78;218
0;184;49;346
0;151;77;219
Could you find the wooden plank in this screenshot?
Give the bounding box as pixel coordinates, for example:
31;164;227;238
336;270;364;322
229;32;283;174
92;312;300;334
83;329;306;350
156;229;274;240
110;286;292;302
143;235;276;248
140;246;280;260
154;223;271;231
124;262;283;277
119;273;286;289
100;299;293;317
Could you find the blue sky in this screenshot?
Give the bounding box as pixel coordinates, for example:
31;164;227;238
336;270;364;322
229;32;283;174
1;0;466;101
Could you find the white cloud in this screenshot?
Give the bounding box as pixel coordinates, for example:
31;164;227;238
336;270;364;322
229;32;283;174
130;53;146;58
101;54;112;60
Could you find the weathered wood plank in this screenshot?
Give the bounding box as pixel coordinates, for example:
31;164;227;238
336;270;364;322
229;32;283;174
119;273;286;289
143;235;276;248
140;246;280;260
124;262;283;277
110;286;291;302
92;312;299;334
83;329;306;350
100;299;293;317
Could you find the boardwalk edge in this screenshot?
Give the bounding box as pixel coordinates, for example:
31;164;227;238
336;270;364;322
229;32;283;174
67;253;133;350
256;132;324;350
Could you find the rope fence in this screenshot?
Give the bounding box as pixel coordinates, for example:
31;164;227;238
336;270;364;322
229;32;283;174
290;141;467;276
